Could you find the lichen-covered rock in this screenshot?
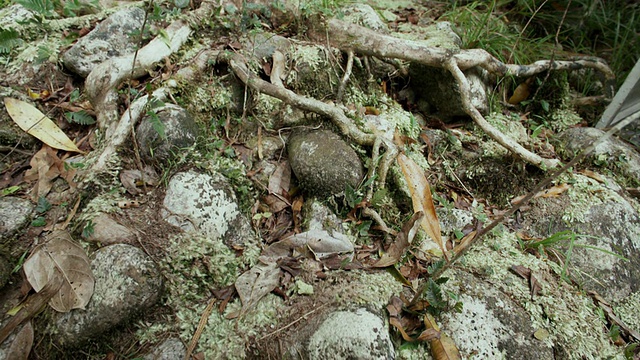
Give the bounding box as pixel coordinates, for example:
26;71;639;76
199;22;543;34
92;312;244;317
142;337;186;360
83;212;135;245
52;244;163;347
306;308;394;360
521;173;640;302
0;196;34;241
136;103;199;163
162;170;254;247
440;271;554;359
287;129;364;196
62;7;145;77
555;127;640;186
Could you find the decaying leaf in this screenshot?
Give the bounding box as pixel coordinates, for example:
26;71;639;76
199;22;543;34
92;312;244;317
5;321;33;360
119;166;160;195
4;98;84;153
23;145;77;200
373;211;423;267
510;265;541;299
511;183;571;204
232;261;280;317
262;229;354;261
268;160;291;195
23;230;94;312
508;79;531;105
397;153;447;259
423;313;461;360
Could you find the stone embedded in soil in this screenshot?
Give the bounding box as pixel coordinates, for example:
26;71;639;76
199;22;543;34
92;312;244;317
61;7;145;77
51;244;163;347
287;129;364;197
136;103;199;164
83;212;135;245
0;196;34;240
142;337;186;360
162;170;255;247
306;308;394;360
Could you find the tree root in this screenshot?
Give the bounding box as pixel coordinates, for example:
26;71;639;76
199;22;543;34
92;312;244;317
310;18;616;169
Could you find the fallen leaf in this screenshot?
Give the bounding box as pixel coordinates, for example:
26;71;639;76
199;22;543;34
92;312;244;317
233;261;280;317
508;80;531;105
579;169;606;183
23;230;94;312
373;211;423;267
268;161;291;195
4;98;84;153
23;145;77;201
119;166;159;195
5;321;33;360
397;153;446;259
423;313;461;360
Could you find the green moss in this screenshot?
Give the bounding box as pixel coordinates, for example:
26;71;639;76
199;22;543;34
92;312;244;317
614;292;640;334
453;228;623;358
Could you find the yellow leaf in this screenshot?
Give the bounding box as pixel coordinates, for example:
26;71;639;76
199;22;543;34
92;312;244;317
424;313;461;360
397;153;447;259
4;98;84;153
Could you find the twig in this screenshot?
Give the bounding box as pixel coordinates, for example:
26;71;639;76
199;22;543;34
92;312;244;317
184;296;217;360
411;109;640;305
337;50;354;103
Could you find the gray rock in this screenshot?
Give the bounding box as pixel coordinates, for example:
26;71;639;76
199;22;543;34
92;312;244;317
306;308;394;360
53;244;163;347
143;337;186;360
0;197;34;241
555;127;640;185
62;7;145;77
521;174;640;302
441;271;555;359
0;255;10;290
83;212;135;245
136;103;199;163
287;130;364;196
162;171;254;247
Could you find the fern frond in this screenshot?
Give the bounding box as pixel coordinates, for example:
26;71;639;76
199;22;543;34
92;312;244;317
65;110;95;125
0;28;22;54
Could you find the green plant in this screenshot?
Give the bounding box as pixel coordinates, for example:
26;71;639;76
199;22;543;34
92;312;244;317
519;230;628;281
422;259;463;316
65;110;95;125
0;28;22;54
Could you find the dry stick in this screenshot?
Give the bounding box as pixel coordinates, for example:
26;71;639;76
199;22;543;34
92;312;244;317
410;109;640;305
0;275;64;345
184;296;217;360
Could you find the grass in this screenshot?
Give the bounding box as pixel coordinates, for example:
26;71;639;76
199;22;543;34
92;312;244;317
519;229;628;282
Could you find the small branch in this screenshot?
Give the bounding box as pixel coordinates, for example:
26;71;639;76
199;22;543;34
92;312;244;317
444;58;561;169
225;54;376;146
337;50;354;103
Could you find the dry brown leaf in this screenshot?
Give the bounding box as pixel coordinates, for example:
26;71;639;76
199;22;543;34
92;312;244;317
579;169;606;183
23;145;76;200
397;153;446;259
23;230;94;312
373;211;423;267
389;317;415;342
233;262;280;316
508;80;531;105
4;98;83;153
5;321;33;360
268;161;291;195
423;313;461;360
511;183;571;204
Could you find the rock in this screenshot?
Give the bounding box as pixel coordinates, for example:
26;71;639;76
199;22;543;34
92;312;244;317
303;199;343;233
0;197;34;241
162;170;254;247
83;213;135;245
287;130;364;196
306;308;394;360
142;337;186;360
62;7;145;77
440;271;555;359
521;173;640;302
136;103;199;163
555;127;640;185
52;244;163;347
0;255;11;290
